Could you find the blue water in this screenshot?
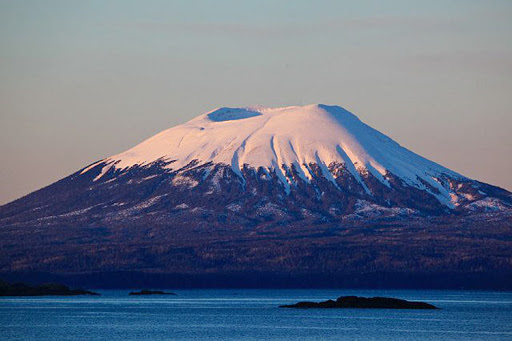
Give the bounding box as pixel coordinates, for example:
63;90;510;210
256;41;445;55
1;289;511;340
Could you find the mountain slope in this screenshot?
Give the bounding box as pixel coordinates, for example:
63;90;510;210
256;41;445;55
0;104;511;288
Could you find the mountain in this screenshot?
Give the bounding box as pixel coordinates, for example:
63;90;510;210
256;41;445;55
1;104;511;289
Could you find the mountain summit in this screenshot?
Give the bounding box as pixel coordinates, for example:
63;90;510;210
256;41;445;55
0;104;511;288
80;104;505;211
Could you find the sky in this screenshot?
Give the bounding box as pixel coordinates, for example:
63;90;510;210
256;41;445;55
1;0;511;205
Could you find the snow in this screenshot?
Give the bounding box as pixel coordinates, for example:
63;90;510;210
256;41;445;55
84;104;467;206
351;199;418;218
171;175;199;188
255;202;288;218
142;175;158;181
467;198;509;212
226;203;242;212
133;195;167;210
58;206;95;217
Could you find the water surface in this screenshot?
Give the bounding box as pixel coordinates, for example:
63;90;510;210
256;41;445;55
1;289;511;340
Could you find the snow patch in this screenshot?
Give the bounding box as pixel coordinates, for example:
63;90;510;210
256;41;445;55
226;203;242;212
467;198;509;212
255;202;287;218
353;199;417;217
175;203;189;210
133;195;167;210
172;175;199;188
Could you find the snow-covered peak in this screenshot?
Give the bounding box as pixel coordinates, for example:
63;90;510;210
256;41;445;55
82;104;465;205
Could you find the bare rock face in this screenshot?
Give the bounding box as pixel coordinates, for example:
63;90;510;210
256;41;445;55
280;296;438;309
0;105;511;287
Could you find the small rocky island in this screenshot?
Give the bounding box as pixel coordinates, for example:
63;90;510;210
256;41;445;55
129;289;176;296
280;296;438;309
0;280;99;296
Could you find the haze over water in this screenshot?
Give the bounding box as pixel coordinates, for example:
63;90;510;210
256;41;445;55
1;289;511;340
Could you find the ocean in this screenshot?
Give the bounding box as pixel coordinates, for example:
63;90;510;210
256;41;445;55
1;289;511;340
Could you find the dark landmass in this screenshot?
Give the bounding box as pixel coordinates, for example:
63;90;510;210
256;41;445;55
1;271;511;290
0;279;99;296
280;296;438;309
0;162;511;290
129;289;176;295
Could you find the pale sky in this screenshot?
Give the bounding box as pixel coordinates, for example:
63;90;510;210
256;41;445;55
1;0;511;204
